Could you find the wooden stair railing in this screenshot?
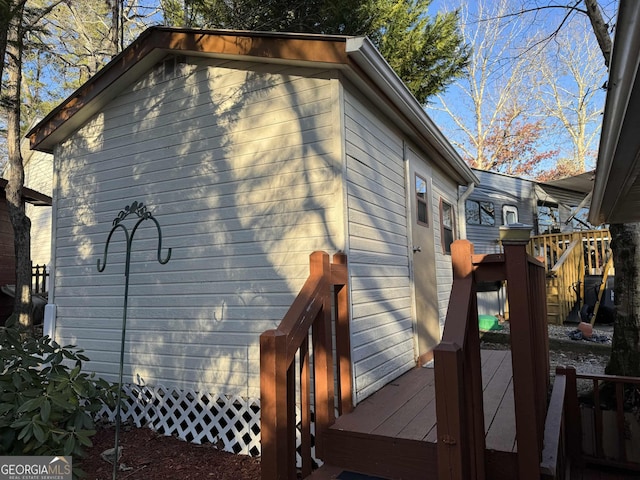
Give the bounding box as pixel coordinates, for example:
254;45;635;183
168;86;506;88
436;238;550;480
260;251;351;480
540;367;572;480
434;240;485;480
547;236;583;325
528;230;611;324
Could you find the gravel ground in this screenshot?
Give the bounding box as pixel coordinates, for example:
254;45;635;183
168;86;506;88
480;321;613;396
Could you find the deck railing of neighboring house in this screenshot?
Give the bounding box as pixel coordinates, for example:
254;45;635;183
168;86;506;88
547;237;584;325
435;238;550;480
528;230;611;324
560;368;640;472
31;263;48;295
260;251;351;480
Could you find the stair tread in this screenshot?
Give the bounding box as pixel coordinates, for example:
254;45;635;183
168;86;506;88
305;464;389;480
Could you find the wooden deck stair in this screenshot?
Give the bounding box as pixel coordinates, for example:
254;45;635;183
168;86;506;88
307;350;518;480
527;230;611;325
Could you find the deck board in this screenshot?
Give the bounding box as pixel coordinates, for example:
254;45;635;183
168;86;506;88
326;349;518;479
332;349;517;450
371;374;436;438
482;350;517;452
334;366;434;433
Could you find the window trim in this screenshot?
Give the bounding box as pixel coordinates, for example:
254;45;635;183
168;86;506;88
502;204;519;226
440;198;456;255
465;199;495;226
415;174;429;227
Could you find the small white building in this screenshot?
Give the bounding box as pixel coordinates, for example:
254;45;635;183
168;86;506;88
28;27;477;454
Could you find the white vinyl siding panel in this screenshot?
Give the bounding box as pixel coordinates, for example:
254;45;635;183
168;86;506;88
24;149;53;266
344;89;414;402
52;59;342;398
431;167;459;330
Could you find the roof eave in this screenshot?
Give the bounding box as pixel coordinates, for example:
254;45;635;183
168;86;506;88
590;0;640;225
345;37;478;186
27;27;351;153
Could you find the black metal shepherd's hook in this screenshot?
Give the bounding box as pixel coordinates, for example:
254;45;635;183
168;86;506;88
97;201;171;480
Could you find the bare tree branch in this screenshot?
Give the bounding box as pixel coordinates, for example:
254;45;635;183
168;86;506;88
584;0;612;67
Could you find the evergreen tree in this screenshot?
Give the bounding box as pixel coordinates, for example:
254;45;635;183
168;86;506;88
160;0;470;103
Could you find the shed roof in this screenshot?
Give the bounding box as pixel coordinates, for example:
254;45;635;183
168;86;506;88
27;27;477;186
539;171;594;195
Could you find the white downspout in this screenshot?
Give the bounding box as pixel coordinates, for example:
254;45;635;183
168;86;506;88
458;182;475;240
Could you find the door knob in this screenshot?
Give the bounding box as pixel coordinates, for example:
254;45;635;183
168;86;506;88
413;246;422;253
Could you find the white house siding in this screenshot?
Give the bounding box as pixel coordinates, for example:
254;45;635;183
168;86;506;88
343;88;415;402
51;57;344;400
431;166;459;331
23;148;53;266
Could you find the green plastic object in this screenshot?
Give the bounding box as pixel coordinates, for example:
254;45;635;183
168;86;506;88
478;314;503;331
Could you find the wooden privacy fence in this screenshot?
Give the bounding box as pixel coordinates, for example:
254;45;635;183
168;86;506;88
260;252;351;480
528;230;611;324
435;238;550;480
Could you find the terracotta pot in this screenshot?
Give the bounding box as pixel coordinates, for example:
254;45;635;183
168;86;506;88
578;321;593;338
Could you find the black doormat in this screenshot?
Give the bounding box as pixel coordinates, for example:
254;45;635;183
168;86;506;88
336;472;387;480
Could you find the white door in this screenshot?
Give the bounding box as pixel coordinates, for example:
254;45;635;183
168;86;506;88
407;148;439;363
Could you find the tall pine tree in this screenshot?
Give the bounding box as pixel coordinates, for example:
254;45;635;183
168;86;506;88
160;0;470;103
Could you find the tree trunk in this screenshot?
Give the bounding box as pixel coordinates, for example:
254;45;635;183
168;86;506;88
4;2;33;328
584;0;612;68
606;223;640;377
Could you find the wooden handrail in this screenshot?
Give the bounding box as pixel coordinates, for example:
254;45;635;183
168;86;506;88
260;251;351;480
540;368;569;480
550;238;581;275
529;230;612;325
575;372;640;470
529;230;611;275
436;238;550;480
435;240;485;480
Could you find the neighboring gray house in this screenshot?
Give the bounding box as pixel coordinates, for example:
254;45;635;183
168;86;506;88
462;168;596;317
462;168;595;255
28;27;477;453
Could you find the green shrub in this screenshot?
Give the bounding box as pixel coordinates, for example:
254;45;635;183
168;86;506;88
0;316;117;468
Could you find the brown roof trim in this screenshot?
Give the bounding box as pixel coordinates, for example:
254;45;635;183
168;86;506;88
0;179;53;206
27;27;350;152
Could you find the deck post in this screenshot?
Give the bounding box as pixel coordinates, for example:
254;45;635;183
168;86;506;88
311;251;335;459
435;343;469;480
332;252;353;415
435;240;485;480
260;329;293;480
502;231;546;480
562;366;583;468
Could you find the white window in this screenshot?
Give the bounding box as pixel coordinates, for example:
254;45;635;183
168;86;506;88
502;205;519;225
416;175;428;226
440;200;455;254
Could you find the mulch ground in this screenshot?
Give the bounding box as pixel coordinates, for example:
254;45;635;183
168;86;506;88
79;425;261;480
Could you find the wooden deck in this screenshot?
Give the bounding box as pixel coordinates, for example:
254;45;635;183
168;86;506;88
316;349;518;480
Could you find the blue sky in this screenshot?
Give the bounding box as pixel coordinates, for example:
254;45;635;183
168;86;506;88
425;0;617;178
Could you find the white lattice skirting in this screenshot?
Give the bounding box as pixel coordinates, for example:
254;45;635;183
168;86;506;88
97;383;318;466
98;384;262;457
